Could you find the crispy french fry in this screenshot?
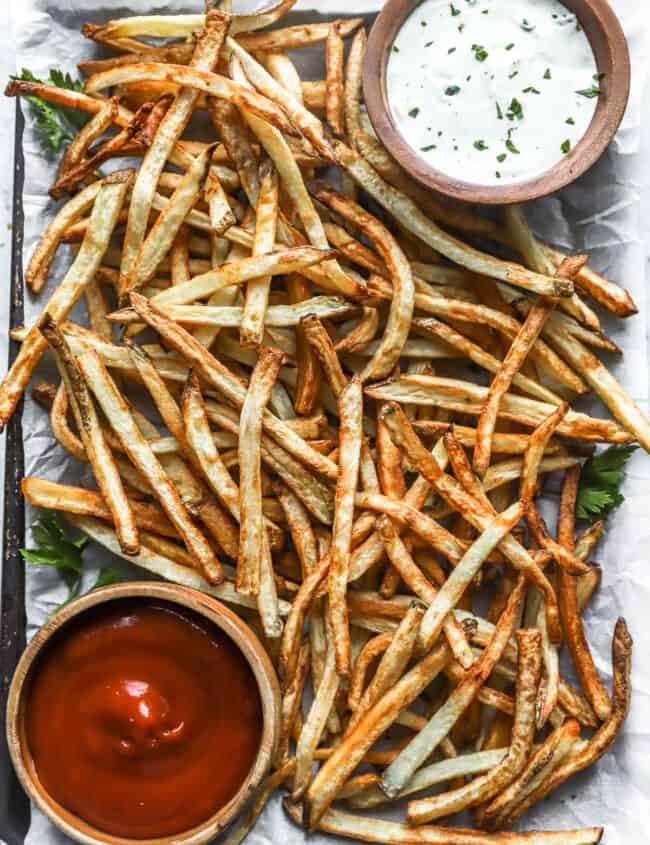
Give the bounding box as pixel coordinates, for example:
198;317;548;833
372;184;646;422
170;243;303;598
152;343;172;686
304;640;451;828
325;22;345;137
380;578;525;798
77;349;224;585
0;170;132;430
329;378;363;676
238;346;285;596
406;629;542;823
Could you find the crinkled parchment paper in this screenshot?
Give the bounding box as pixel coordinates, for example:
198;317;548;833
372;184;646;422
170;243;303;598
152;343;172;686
6;1;650;842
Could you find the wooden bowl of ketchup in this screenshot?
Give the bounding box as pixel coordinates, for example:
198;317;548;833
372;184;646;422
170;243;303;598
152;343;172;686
6;581;281;845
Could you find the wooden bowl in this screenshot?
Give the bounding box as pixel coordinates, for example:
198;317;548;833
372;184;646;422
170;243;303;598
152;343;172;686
6;582;281;845
363;0;630;204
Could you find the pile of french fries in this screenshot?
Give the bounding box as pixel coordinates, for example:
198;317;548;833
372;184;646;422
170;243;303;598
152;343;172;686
3;2;642;842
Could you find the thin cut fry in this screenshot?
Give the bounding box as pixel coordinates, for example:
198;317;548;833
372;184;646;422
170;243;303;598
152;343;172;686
77;349;223;585
325;21;345;137
329;378;363;676
39;316;139;556
238;346;285;597
0;170;132;430
406;629;542;823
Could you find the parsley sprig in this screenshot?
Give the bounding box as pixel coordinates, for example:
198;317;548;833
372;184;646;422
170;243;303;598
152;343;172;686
576;445;638;522
21;511;121;613
12;68;89;153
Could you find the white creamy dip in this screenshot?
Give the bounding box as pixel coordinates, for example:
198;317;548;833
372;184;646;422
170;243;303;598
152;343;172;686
386;0;600;185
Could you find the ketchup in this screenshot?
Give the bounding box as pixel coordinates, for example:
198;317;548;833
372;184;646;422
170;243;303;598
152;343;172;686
25;599;263;839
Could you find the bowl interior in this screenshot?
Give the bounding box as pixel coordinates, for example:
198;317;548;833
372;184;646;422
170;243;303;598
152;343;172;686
363;0;630;204
7;582;280;845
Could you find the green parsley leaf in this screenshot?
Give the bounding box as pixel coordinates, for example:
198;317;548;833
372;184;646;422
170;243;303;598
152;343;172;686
420;144;437;151
458;23;465;32
93;566;123;590
521;18;535;31
393;45;400;53
450;3;461;15
408;107;420;118
566;117;575;125
506;98;524;120
473;139;488;150
472;44;489;61
508;70;519;79
505;43;515;50
505;138;520;154
21;511;122;615
448;46;456;53
523;86;541;94
445;85;461;96
561;138;571;154
495;170;501;178
576;445;638;522
544;68;552;79
497;152;507;162
576;85;601;98
13;68;89;154
496;102;504;120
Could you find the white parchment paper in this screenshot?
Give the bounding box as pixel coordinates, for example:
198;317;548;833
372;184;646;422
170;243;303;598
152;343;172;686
7;1;650;843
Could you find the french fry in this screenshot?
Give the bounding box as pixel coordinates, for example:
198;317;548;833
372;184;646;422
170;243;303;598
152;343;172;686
304;640;451;828
418;503;523;652
0;170;132;430
311;182;414;381
240;158;279;347
148;246;336;307
347;630;393;712
368;375;632;444
557;466;612;721
406;629;541;823
39;316;139;556
325;22;345;137
347;602;425;732
21;478;175;539
77;349;224;585
237;346;285;596
329;378;363;676
380;578;526;798
480;719;582;830
334;141;573;299
344;27;366;147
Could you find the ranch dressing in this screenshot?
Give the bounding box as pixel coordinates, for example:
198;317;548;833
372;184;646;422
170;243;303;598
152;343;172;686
386;0;600;186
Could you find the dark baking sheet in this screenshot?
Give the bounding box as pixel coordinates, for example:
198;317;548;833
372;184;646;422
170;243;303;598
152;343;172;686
0;100;30;845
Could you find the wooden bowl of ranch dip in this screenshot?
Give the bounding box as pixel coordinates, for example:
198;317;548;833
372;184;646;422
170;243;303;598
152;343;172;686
363;0;630;204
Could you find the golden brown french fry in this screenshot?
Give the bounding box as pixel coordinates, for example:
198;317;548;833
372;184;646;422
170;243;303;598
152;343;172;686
380;578;525;798
329;378;363;677
238;346;285;596
241;158;279;347
77;349;224;585
311;182;414;381
304;639;451;828
405;628;542;823
344;27;366;147
21;478;175;539
325;21;345;137
0;170;132;430
334;141;573;298
480;719;582;830
39;316;139;556
557;466;612;721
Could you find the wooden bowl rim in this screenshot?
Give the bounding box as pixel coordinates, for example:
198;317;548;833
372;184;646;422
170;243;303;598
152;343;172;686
363;0;631;204
6;581;281;845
